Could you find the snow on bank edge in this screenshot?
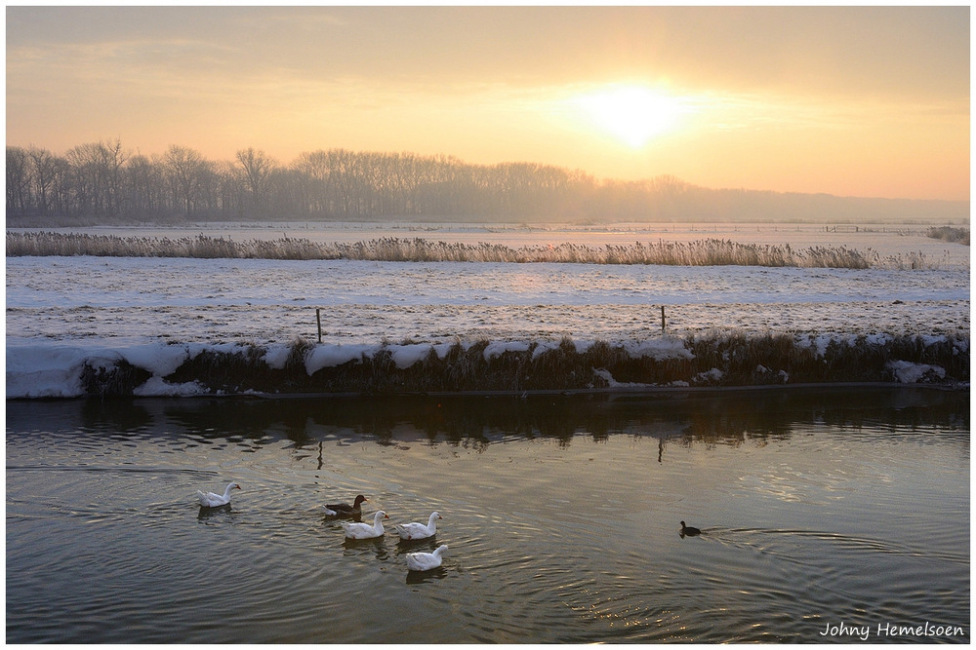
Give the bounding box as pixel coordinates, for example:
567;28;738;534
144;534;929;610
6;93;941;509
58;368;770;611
6;335;968;399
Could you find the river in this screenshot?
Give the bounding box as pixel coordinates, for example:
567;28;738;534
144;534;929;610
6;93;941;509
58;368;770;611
6;387;969;643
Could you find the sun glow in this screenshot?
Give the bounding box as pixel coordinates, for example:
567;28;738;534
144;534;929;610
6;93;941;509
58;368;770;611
574;85;685;148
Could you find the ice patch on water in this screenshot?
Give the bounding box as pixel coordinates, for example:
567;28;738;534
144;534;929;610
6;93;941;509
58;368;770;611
592;368;620;387
696;368;725;384
888;360;946;383
133;376;207;397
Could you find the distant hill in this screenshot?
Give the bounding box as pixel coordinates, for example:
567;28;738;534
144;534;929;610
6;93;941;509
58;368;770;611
636;185;969;225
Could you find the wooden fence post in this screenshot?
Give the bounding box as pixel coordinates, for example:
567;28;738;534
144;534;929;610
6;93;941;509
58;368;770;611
316;308;322;343
661;306;666;334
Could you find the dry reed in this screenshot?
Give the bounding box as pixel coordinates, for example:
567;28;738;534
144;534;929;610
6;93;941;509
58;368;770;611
7;231;938;269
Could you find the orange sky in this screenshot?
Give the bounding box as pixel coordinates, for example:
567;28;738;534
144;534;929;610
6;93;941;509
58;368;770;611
5;6;970;201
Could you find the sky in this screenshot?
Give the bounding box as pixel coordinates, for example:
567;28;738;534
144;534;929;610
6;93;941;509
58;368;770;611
5;5;971;202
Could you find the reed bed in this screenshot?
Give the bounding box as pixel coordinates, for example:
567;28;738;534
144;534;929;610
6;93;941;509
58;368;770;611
78;333;968;397
927;226;970;245
5;231;937;269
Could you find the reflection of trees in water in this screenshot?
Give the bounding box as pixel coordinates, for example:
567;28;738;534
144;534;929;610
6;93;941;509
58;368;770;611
12;387;964;455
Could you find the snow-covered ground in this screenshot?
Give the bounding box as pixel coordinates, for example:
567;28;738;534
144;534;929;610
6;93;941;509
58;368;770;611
5;222;970;398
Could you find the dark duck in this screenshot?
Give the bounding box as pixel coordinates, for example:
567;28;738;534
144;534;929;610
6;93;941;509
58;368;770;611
324;494;368;518
680;521;702;537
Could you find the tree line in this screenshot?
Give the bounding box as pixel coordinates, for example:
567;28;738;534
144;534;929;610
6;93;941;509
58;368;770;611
6;138;682;224
6;138;968;225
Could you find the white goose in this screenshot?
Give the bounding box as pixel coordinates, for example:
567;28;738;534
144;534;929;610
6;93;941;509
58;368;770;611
197;482;240;508
406;544;448;572
342;510;388;539
395;511;441;540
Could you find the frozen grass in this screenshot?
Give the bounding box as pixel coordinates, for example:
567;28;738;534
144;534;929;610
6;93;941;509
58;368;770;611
5;231;947;269
62;333;968;398
927;226;970;246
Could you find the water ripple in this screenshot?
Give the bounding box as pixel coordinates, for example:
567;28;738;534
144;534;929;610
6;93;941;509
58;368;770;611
6;394;969;643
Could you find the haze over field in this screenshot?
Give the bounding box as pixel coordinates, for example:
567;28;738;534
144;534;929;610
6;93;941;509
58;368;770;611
6;6;970;204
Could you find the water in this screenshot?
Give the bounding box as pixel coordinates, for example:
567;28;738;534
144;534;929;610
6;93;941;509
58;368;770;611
6;388;969;643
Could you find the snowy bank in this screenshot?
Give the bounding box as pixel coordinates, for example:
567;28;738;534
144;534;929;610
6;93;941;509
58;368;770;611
6;334;968;399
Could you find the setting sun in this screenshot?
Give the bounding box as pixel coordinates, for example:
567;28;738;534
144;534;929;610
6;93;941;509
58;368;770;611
574;85;686;148
5;6;970;200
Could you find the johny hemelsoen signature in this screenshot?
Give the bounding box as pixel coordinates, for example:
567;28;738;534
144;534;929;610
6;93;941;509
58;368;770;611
819;620;966;641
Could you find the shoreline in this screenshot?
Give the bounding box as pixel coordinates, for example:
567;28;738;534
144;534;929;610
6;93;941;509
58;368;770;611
237;380;969;401
6;381;969;403
7;334;968;400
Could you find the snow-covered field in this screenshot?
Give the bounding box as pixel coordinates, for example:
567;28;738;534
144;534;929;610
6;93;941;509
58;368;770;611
5;222;970;398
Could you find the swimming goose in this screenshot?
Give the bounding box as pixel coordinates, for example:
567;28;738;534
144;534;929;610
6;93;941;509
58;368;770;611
324;494;368;517
342;510;388;539
680;521;702;537
395;512;441;540
197;482;240;508
406;545;448;572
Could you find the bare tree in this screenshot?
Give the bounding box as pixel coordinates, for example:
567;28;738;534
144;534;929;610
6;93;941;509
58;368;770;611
104;137;129;217
236;147;276;217
27;146;60;217
65;139;129;220
126;154;167;219
6;146;30;215
164;145;211;216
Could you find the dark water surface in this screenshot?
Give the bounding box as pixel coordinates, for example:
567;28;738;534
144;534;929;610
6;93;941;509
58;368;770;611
6;387;969;643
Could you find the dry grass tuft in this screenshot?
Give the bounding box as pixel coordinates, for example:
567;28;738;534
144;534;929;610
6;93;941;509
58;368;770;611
927;226;969;246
